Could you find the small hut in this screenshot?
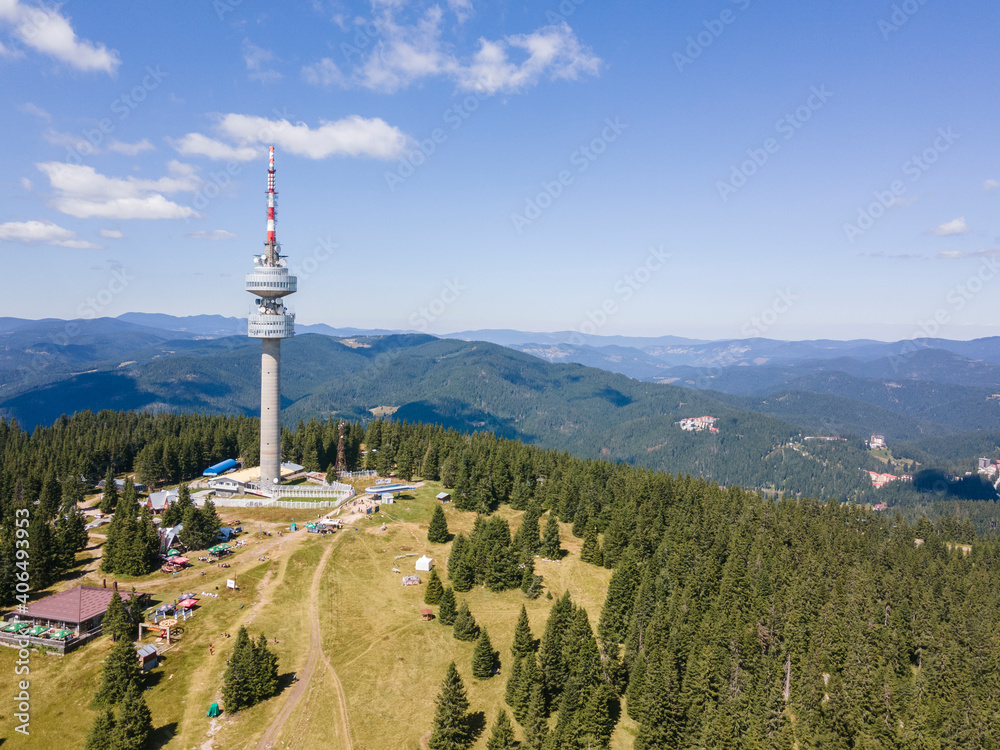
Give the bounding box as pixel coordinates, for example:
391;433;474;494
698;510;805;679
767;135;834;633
420;608;434;621
137;644;159;672
415;555;434;572
436;492;451;503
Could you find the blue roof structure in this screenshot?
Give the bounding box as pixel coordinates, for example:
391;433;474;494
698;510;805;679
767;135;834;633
203;459;240;477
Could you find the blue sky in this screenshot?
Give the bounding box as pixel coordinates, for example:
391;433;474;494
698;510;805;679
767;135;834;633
1;0;998;341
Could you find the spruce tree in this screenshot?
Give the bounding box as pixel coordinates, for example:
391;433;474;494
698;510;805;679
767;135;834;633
223;627;255;712
428;662;471;750
428;504;450;544
579;523;603;566
449;534;475;592
486;709;518;750
597;549;639;659
251;633;279;702
635;647;683;750
103;589;134;642
85;709;117;750
439;586;457;625
100;468;118;514
625;652;647;723
539;592;573;704
540;516;561;559
505;655;523;708
513;655;541;725
472;627;499;679
114;681;153;750
522;682;549;749
452;601;479;642
94;635;139;707
512;604;536;658
425;569;445;605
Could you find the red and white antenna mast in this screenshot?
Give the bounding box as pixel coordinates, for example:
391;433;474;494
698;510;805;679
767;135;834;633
265;145;278;264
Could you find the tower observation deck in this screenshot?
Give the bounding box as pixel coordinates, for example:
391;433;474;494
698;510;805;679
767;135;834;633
247;146;296;486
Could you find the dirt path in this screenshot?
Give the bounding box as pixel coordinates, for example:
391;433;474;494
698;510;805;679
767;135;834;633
254;540;352;750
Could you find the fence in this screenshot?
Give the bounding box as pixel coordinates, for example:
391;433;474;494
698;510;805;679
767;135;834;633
209;497;350;510
0;624;102;656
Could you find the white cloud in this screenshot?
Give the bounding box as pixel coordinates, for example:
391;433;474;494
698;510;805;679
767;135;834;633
0;1;119;74
188;229;237;240
938;248;1000;259
99;228;124;239
106;138;155;156
0;219;101;248
305;8;600;94
18;101;50;121
302;57;346;87
168;132;262;162
984;179;1000;191
174;113;410;161
925;217;969;236
243;38;282;84
887;196;917;207
219;113;411;159
36;162;200;220
20;177;32;191
447;0;473;23
43;128;101;153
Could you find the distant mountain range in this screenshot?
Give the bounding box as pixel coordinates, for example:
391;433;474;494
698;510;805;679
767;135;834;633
0;313;997;501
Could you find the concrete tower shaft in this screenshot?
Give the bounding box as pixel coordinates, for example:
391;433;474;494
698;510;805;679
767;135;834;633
246;146;295;488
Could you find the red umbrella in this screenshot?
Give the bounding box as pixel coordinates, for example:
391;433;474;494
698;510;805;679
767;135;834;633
177;598;199;608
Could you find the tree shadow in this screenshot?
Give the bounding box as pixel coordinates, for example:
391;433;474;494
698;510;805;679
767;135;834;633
276;671;297;695
466;711;487;743
148;721;179;749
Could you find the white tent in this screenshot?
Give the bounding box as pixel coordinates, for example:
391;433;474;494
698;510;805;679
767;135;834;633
415;555;434;571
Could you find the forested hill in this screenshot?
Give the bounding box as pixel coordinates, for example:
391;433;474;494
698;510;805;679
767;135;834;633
1;332;897;500
1;412;998;748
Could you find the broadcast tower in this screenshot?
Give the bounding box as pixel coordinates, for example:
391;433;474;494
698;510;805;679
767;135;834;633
246;146;296;487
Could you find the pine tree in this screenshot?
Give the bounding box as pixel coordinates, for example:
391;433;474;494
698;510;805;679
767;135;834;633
103;589;134;642
100;468;119;514
597;549;639;659
635;647;683;750
428;662;471;750
114;681;153;750
85;709;117;750
439;587;458;625
452;601;479;642
94;635;139;707
625;653;647;723
540;516;561;559
425;569;445;605
162;483;189;527
486;709;518;750
428;504;450;544
472;627;499;679
579;523;603;566
576;683;616;750
512;604;536;658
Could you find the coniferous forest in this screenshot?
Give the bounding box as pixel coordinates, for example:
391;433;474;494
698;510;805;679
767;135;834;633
0;410;998;747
